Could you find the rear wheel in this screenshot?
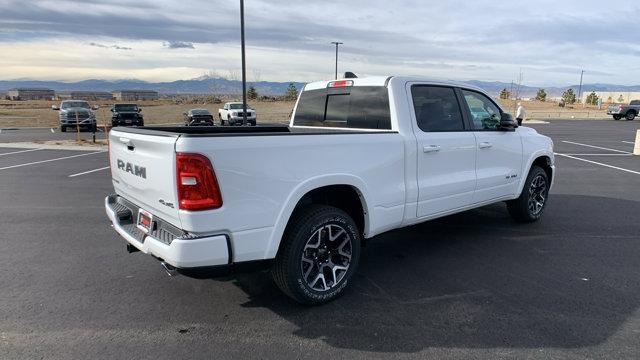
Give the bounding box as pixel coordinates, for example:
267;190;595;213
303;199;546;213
626;112;636;121
272;205;361;305
60;126;66;132
507;166;549;223
613;115;622;120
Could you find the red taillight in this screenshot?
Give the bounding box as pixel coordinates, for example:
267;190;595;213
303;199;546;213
328;80;353;88
176;153;222;211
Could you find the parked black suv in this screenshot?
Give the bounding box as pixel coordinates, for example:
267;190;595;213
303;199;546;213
111;104;144;127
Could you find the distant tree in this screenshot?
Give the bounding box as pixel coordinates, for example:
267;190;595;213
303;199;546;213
617;94;625;103
499;88;510;100
285;83;298;100
562;88;576;105
535;89;547;102
607;96;613;103
585;92;599;105
247;86;258;100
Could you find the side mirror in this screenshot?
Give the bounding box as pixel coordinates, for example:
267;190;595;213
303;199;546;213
51;105;59;110
138;108;142;113
110;108;114;112
499;113;518;131
182;112;187;116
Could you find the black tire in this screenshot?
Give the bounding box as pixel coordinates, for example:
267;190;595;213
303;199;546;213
272;205;361;305
625;112;636;121
60;126;66;132
613;115;622;120
507;166;549;223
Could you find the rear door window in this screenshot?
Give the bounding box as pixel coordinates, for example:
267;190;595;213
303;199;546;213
293;86;391;129
411;86;465;132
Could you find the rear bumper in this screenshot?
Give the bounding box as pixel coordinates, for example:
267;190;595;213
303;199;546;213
105;195;230;268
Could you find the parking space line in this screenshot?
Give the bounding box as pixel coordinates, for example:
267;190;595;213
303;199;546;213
555;153;640;175
558;153;633;156
0;151;106;171
0;148;43;157
68;166;110;178
622;141;635;145
561;141;631;154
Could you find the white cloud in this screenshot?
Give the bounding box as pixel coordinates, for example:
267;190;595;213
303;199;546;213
0;0;638;85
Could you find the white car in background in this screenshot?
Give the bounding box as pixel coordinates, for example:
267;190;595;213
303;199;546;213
218;102;256;126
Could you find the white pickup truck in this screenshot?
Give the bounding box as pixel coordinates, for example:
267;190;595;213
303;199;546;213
106;76;555;305
218;102;257;126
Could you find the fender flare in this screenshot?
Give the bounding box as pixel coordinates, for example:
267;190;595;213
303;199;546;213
516;150;555;195
263;174;371;259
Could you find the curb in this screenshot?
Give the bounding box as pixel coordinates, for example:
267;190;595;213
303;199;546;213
0;142;106;152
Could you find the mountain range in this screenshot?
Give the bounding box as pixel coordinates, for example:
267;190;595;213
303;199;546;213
1;76;639;98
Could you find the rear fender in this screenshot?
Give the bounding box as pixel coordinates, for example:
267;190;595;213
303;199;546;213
263;174;370;259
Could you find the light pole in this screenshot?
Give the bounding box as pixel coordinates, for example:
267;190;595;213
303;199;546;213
331;41;343;80
240;0;248;126
578;69;585;105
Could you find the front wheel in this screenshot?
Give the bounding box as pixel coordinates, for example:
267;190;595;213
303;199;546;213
626;112;636;121
613;115;622;120
507;166;549;223
272;205;361;305
60;126;66;132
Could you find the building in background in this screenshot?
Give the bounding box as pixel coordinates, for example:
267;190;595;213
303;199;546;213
112;90;159;101
7;88;55;100
581;91;640;104
68;91;114;101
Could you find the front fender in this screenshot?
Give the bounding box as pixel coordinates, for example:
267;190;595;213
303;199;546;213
517;148;555;196
263;174;371;259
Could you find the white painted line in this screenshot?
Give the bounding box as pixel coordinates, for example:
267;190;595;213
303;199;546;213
0;148;44;157
622;141;634;145
50;128;55;133
68;166;110;178
556;153;633;156
562;140;631;154
555;153;640;175
0;151;106;171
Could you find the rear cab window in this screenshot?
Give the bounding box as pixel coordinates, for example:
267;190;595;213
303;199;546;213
292;85;392;130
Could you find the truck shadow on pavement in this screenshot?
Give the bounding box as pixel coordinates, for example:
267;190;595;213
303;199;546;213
220;194;640;353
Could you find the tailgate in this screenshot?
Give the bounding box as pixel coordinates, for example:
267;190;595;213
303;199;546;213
109;129;182;228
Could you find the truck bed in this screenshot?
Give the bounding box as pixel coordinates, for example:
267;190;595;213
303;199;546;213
112;125;394;137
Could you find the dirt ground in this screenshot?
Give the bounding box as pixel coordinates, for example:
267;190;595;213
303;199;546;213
0;99;296;128
0;97;611;128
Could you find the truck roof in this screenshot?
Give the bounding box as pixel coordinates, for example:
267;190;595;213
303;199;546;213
303;76;485;94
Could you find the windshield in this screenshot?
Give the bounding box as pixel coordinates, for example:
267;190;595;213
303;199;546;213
61;101;90;109
229;104;246;110
114;104;138;111
190;109;211;115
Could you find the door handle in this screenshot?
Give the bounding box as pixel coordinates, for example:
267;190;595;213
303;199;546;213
423;145;441;153
479;142;493;149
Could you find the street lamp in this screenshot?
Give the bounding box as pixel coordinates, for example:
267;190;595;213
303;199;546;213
331;41;343;80
240;0;248;126
578;69;585;105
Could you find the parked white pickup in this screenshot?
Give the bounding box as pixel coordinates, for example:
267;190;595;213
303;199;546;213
218;102;256;126
105;76;555;304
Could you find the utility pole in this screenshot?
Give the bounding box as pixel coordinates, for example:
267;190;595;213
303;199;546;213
578;69;585;105
240;0;248;126
331;41;343;80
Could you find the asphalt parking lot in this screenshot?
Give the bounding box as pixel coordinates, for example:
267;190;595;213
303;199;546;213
1;119;639;359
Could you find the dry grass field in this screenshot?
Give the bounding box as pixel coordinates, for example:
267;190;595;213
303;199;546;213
0;99;296;128
0;97;611;129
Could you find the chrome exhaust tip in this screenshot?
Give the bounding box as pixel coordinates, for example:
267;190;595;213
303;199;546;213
161;261;177;277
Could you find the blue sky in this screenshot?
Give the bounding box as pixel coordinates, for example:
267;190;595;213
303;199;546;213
0;0;637;85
